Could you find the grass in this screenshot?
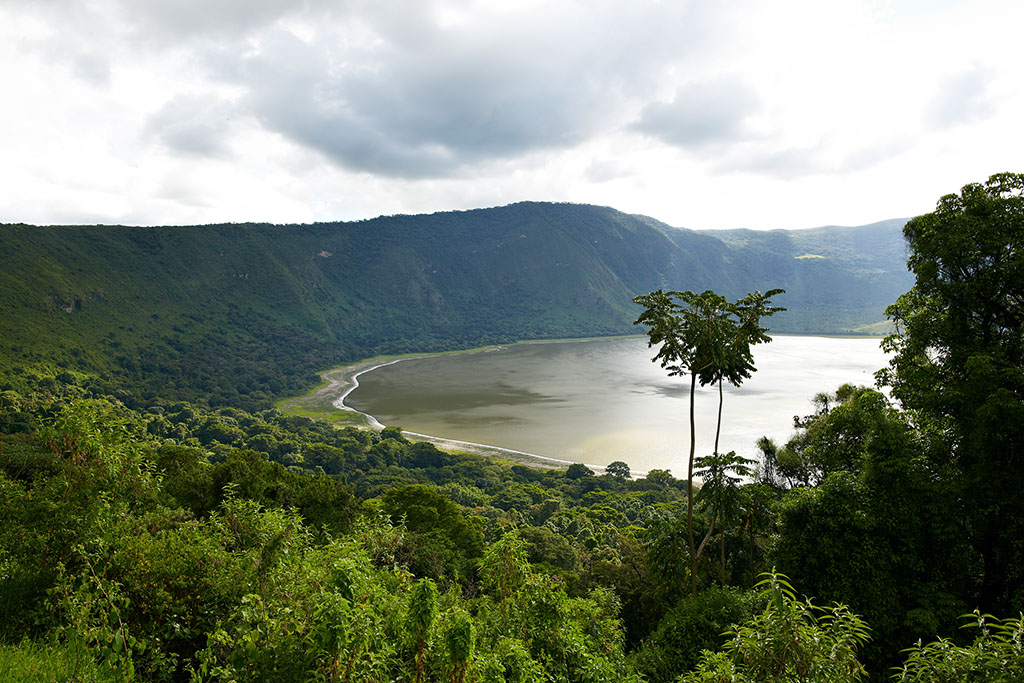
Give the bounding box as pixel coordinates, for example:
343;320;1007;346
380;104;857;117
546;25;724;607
282;405;370;427
0;639;119;683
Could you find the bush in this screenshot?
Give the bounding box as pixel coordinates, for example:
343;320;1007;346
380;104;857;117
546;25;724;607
634;586;749;682
681;572;870;683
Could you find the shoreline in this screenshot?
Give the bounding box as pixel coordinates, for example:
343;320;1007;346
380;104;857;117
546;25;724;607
278;332;883;473
277;343;606;471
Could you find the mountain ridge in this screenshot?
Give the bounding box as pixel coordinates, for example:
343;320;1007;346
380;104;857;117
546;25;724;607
0;201;911;408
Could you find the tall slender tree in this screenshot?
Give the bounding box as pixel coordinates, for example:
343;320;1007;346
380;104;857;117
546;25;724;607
634;288;783;594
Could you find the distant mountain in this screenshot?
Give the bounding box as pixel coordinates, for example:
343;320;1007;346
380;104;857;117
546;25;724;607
699;218;912;334
0;202;912;408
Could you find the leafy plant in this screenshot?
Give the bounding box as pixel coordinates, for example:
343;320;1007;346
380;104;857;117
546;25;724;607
408;578;438;683
682;571;870;682
895;611;1024;682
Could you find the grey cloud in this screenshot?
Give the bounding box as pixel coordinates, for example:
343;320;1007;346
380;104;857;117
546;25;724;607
585;159;631;183
927;66;995;128
145;95;236;158
225;2;724;178
71;53;111;85
14;0;753;178
632;79;760;149
728;145;824;178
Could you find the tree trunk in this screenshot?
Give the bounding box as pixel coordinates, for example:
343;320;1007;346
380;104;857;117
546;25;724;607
688;371;697;596
720;530;726;585
714;377;723;456
746;508;756;586
696;513;716;561
714;379;726;585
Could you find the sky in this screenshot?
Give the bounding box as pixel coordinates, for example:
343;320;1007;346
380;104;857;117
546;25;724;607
0;0;1020;230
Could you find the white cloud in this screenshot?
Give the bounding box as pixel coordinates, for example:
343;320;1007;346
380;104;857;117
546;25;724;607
0;0;1022;229
927;66;996;128
633;78;760;149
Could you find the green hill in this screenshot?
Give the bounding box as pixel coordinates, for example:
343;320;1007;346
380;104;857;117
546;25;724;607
0;202;911;408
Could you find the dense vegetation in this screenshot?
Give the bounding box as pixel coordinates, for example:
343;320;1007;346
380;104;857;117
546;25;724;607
2;175;1023;681
0;203;910;410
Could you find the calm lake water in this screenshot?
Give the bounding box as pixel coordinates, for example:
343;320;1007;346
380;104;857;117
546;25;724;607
346;335;888;475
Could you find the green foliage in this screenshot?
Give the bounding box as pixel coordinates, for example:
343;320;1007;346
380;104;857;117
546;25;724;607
606;461;631;478
632;289;784;389
0;637;121;683
769;385;970;675
634;586;749;682
517;526;578;572
691;451;757;589
634;287;783;597
409;578;439;642
5;187;1024;683
682;572;870;683
565;463;594;479
409;578;439;683
382;484;484;581
880;172;1024;614
476;637;542;683
480;534;532;602
382;425;409;443
895;611;1024;682
0;377;1019;682
443;610;473;683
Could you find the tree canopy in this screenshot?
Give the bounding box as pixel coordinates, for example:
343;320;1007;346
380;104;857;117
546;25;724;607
880;172;1024;613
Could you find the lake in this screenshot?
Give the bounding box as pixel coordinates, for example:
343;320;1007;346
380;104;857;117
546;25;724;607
345;335;888;475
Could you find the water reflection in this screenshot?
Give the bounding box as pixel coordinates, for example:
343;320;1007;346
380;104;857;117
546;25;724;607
347;336;887;475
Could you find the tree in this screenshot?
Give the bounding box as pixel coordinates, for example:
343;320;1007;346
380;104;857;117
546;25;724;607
635;586;749;682
769;385;972;674
879;172;1024;613
605;461;631;478
633;288;783;594
565;463;594;479
380;425;408;443
382;485;484;579
643;468;677;488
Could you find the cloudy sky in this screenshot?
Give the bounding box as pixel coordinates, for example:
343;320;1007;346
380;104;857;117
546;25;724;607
1;0;1020;230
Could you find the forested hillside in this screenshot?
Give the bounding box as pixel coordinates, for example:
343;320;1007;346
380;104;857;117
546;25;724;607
0;203;910;409
4;176;1022;682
